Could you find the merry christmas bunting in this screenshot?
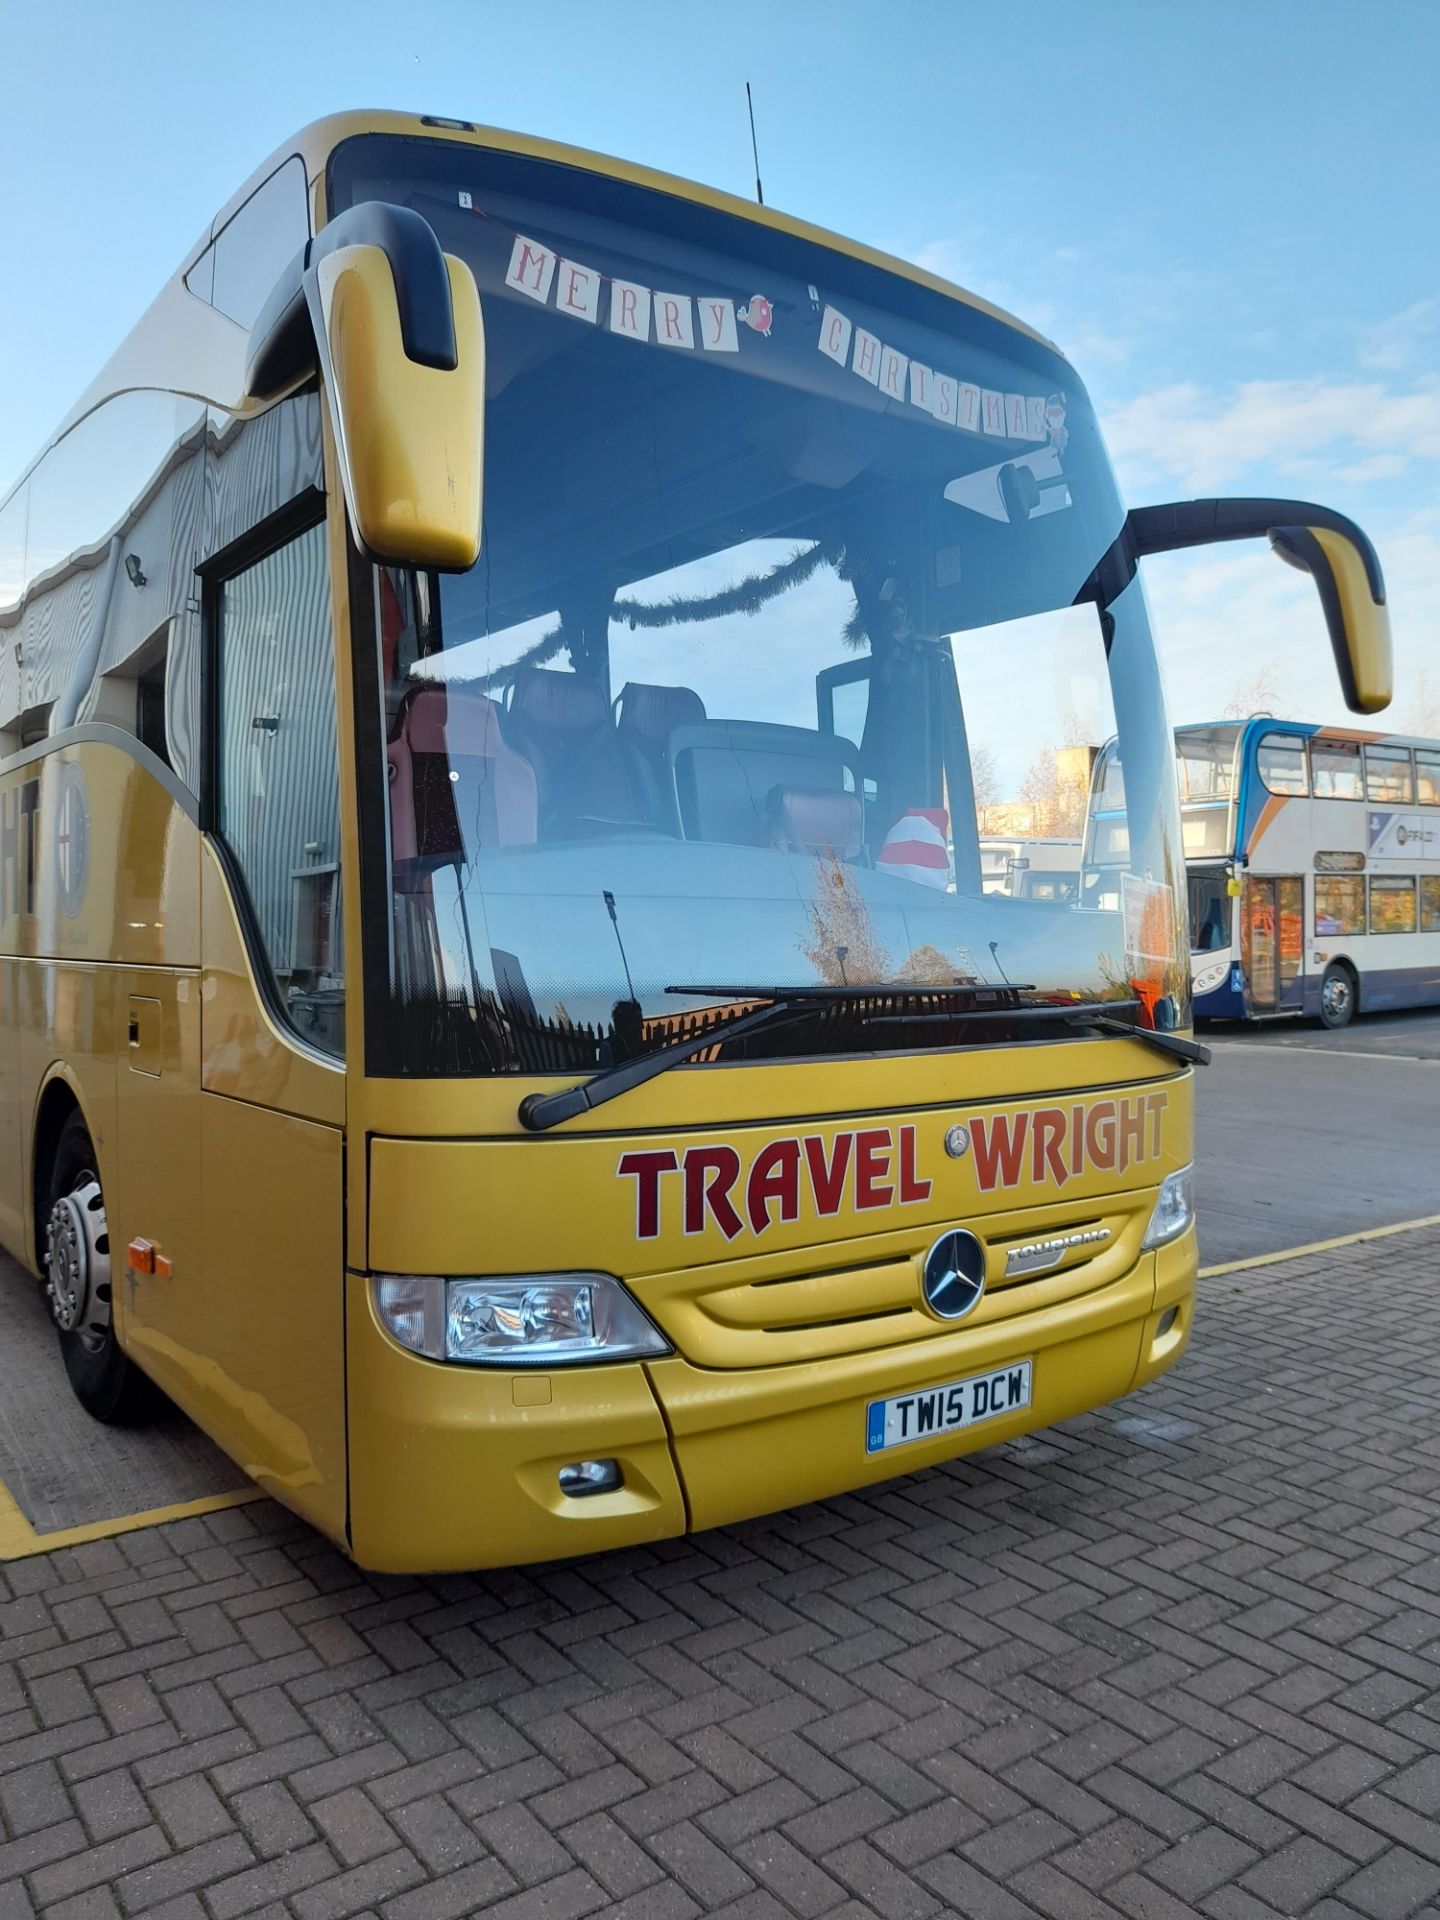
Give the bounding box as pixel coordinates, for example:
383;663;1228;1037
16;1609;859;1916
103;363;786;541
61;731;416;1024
503;233;1066;449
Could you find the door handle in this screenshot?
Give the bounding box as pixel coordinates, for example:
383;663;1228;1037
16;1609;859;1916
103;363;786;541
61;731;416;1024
128;1015;140;1046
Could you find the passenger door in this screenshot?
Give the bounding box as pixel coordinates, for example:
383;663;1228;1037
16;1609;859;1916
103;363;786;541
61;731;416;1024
128;506;349;1543
1244;875;1305;1013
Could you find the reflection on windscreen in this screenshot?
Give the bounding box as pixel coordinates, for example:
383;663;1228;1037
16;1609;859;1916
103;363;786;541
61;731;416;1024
352;148;1189;1075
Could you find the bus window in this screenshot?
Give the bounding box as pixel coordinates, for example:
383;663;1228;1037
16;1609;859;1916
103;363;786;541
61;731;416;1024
1257;733;1308;796
1369;874;1417;934
1422;876;1440;932
1187;870;1232;952
1175;726;1239;803
1315;875;1365;936
1415;750;1440;805
1311;739;1363;800
214;517;344;1054
1364;744;1414;804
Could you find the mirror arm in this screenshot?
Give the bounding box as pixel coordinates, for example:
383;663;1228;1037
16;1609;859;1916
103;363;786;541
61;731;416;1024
1125;497;1386;604
245;200;458;402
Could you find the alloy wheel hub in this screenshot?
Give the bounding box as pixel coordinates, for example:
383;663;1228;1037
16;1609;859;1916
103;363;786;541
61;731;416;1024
44;1176;110;1346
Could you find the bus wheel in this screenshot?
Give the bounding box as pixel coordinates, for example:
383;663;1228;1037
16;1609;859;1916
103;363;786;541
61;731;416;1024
1318;962;1356;1031
43;1111;153;1424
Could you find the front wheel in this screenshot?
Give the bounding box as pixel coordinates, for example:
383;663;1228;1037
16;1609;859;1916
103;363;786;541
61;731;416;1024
43;1110;154;1423
1317;963;1356;1031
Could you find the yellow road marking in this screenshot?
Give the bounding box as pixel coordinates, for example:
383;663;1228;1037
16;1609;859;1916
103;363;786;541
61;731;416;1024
1200;1212;1440;1280
0;1474;264;1562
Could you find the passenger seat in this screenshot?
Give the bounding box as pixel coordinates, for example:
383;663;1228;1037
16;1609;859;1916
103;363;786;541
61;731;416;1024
506;666;656;832
388;685;537;873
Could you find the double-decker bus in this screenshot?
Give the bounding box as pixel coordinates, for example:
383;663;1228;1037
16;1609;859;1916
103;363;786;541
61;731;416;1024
1175;721;1436;1026
0;113;1389;1569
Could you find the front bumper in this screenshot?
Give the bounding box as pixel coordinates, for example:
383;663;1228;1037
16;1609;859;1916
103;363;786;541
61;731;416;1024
344;1228;1196;1573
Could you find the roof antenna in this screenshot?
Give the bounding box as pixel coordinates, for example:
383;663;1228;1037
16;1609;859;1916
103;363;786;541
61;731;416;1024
745;82;765;206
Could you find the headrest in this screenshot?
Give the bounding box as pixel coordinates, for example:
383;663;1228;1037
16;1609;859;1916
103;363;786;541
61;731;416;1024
398;685;506;756
766;786;863;860
509;666;609;734
617;681;707;744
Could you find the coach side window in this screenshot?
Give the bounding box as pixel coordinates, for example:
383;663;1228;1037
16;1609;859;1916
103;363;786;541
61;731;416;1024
211;516;344;1056
1415;751;1440;806
186;157;309;331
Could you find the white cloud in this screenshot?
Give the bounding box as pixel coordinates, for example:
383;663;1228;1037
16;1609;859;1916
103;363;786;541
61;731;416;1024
1359;299;1440;373
1102;376;1440;496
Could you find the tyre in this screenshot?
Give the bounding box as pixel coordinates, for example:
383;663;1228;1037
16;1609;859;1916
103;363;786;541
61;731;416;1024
43;1109;154;1423
1317;962;1356;1032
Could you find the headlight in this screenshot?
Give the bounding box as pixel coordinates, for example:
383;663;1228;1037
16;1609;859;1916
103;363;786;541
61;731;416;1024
372;1272;670;1365
1141;1166;1194;1250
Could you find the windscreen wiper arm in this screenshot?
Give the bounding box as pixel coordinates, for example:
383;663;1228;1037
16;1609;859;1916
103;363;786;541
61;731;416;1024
517;982;1014;1132
518;995;810;1132
1061;1005;1211;1066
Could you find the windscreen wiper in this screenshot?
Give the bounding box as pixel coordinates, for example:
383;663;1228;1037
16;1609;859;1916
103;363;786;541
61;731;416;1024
1060;1002;1211;1066
517;983;1013;1132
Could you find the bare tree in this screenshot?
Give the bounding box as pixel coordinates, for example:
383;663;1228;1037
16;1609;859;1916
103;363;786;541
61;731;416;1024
1404;667;1440;737
1015;744;1092;838
1220;660;1288;721
970;742;1001;813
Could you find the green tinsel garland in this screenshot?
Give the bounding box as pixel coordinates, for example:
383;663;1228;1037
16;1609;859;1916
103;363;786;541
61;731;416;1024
437;538;869;691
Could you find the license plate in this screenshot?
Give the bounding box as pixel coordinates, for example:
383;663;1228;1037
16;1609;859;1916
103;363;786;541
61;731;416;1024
865;1360;1032;1454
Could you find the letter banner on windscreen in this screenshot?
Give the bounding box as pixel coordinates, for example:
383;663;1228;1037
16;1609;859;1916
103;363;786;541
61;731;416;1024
496;229;1065;447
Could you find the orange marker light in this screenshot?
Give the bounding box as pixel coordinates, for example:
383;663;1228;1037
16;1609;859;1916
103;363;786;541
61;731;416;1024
154;1253;173;1280
128;1239;155;1274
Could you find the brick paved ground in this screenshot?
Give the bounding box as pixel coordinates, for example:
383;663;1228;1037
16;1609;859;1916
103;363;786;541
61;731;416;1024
3;1228;1440;1920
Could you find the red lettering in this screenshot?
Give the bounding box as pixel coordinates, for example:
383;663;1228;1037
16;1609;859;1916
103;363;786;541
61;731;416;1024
1032;1107;1068;1187
617;286;638;331
1085;1101;1116;1171
854;1129;894;1210
970;1112;1029;1191
560;264;586;311
897;1125;931;1203
827;315;843;354
1070;1104;1086;1177
617;1150;679;1239
1118;1096;1147;1174
747;1140;800;1235
660;297;684;342
855;333;877;378
804;1133;853;1216
705;300;726;343
682;1146;743;1239
884;356;902;396
911;365;929;408
1146;1091;1166;1158
512;241;549;291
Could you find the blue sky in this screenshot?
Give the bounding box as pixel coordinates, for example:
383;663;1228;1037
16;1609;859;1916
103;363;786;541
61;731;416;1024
3;0;1437;733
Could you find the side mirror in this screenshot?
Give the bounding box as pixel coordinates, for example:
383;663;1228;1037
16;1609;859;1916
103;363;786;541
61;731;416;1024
245;202;484;571
1126;497;1391;716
